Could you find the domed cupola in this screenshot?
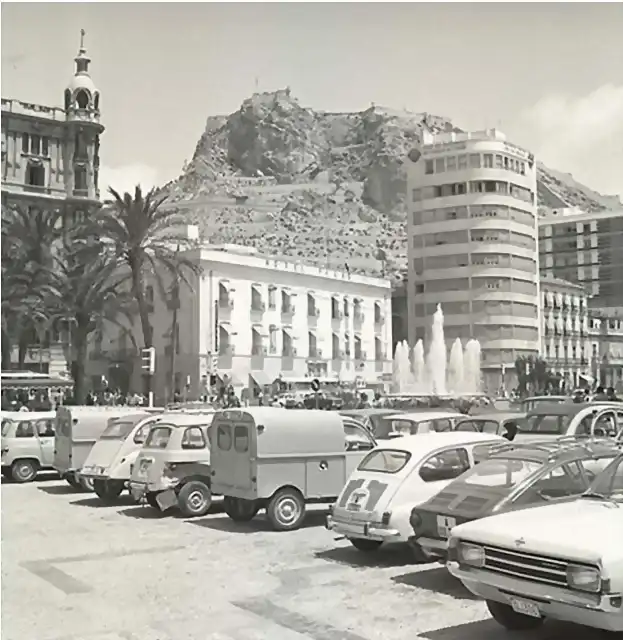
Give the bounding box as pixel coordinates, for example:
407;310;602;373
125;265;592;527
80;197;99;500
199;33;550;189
64;29;100;120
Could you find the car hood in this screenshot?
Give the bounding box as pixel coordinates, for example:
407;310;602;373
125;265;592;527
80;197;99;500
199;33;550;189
453;499;623;563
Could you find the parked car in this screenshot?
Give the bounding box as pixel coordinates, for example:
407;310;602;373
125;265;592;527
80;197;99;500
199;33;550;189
383;411;466;439
339;409;405;439
515;401;623;442
79;412;165;502
128;412;215;516
454;412;526;439
326;432;506;558
447;451;623;633
54;407;155;491
1;411;56;482
409;437;621;561
518;395;569;412
210;407;376;531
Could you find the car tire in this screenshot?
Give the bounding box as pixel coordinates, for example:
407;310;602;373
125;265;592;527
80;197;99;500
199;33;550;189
65;473;81;489
223;496;259;522
10;459;38;483
348;538;383;552
93;479;124;503
410;541;434;563
177;481;212;517
266;488;306;531
78;476;94;492
145;492;161;509
486;600;544;630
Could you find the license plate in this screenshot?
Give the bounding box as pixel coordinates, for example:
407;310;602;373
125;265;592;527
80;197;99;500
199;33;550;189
509;597;541;618
347;503;361;512
436;515;456;538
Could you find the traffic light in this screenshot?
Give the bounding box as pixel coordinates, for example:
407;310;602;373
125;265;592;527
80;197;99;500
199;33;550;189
310;378;320;392
141;347;156;375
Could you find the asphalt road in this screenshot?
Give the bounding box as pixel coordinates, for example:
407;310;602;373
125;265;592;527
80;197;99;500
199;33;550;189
1;475;613;640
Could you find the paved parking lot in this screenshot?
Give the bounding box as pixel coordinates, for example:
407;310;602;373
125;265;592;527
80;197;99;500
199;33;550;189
1;476;610;640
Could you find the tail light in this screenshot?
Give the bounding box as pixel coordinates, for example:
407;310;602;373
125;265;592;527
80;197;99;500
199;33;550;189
381;511;391;525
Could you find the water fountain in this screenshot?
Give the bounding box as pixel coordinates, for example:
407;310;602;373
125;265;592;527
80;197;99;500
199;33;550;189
391;304;482;396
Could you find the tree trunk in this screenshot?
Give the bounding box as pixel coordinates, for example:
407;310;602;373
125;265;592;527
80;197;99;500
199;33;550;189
129;258;153;401
1;328;12;370
72;328;89;404
17;331;29;369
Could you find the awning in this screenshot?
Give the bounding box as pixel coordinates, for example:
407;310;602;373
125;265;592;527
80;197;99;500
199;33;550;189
578;373;595;383
252;324;268;338
219;280;234;292
250;371;272;386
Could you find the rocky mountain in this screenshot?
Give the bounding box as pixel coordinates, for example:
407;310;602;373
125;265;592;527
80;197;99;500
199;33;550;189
163;89;620;282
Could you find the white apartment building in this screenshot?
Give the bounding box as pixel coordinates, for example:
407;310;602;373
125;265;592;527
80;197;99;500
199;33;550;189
539;208;623;313
407;128;540;392
102;245;393;401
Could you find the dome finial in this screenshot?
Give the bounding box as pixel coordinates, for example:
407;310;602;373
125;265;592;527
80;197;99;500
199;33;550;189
79;28;86;53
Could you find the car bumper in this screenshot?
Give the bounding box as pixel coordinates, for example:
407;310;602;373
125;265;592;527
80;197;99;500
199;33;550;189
448;562;623;632
79;467;110;480
326;515;402;542
409;535;447;558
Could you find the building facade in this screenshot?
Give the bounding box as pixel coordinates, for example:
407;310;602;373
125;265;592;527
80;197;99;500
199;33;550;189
1;32;103;374
96;245;393;402
539;208;623;313
406;129;540;392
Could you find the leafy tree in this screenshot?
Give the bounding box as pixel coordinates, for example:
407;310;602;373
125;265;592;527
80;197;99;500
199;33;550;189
514;355;556;396
89;186;199;395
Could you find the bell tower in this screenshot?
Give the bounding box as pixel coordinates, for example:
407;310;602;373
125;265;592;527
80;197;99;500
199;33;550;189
63;29;104;201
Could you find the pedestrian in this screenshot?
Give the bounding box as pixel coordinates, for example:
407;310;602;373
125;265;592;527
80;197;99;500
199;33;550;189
606;387;621;402
593;386;609;401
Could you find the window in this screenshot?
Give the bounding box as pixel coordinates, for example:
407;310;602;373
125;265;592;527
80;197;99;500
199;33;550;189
234;425;249;452
462;457;542;489
134;423;152;445
145;426;172;448
358;449;411;474
74;166;87;191
30;135;41;155
483;154;493;168
529;463;588;499
521;414;571;435
35;419;55;437
469;153;481;169
268;287;276;309
495;154;504;169
22;133;29;153
343;422;375;451
217;424;232;450
42;137;49;156
457;154;467;169
101;420;136;439
435;157;445;173
26;163;45;187
182;426;207;449
412;188;422;202
425;160;434;174
15;421;35;438
456;419;499;434
446;156;456;171
419;448;470;482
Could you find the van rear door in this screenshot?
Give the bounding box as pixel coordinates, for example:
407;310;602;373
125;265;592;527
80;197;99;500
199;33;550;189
211;412;255;495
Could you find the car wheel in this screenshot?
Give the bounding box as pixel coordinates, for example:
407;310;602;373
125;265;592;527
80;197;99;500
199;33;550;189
223;496;259;522
348;538;383;552
266;488;306;531
93;479;124;503
145;493;161;509
78;476;94;492
10;459;38;483
486;600;544;630
410;540;435;563
177;481;212;517
65;473;81;489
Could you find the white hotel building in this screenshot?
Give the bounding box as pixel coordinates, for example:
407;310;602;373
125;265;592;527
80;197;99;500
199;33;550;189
407;129;540;392
96;245;393;401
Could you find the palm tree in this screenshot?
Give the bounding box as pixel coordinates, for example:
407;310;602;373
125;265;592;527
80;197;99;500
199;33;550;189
1;204;61;369
46;234;136;402
90;186;200;397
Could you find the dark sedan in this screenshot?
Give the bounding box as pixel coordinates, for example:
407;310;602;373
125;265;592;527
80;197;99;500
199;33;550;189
408;438;621;561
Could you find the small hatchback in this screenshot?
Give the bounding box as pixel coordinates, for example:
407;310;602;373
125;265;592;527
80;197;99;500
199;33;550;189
409;437;621;561
326;432;505;558
1;412;56;482
129;413;214;516
384;411;466;438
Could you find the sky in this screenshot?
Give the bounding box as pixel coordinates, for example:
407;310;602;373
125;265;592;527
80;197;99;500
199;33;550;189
2;2;623;199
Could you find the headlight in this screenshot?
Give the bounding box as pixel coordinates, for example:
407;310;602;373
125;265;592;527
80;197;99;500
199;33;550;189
566;564;601;593
457;542;485;567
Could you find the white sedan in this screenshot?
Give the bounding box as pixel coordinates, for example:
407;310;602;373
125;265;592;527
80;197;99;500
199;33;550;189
326;431;506;559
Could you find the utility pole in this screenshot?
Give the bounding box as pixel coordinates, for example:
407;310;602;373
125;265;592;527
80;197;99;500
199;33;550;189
168;261;180;404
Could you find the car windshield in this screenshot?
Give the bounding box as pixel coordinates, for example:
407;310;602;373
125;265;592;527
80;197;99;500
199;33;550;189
358;449;411;474
459;457;543;489
1;419;14;436
100;420;137;440
521;413;572;435
144;426;173;449
583;455;623;502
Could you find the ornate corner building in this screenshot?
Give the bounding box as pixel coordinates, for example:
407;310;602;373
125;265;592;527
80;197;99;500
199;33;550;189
1;32;104;374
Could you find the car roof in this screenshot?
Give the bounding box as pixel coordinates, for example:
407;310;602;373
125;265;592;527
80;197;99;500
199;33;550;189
375;431;504;453
340;409;399;417
488;437;623;463
523;395;568;401
388;411;464;421
153;412;214;427
458;412;525;423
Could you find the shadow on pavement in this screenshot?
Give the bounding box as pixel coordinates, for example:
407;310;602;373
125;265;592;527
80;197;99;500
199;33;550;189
314;543;417;568
420;618;601;640
189;510;328;533
38;484;82;496
392;565;479;600
70;494;136;508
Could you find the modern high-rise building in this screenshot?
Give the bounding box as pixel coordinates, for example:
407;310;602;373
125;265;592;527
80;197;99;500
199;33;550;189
538;208;623;314
406;129;539;392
